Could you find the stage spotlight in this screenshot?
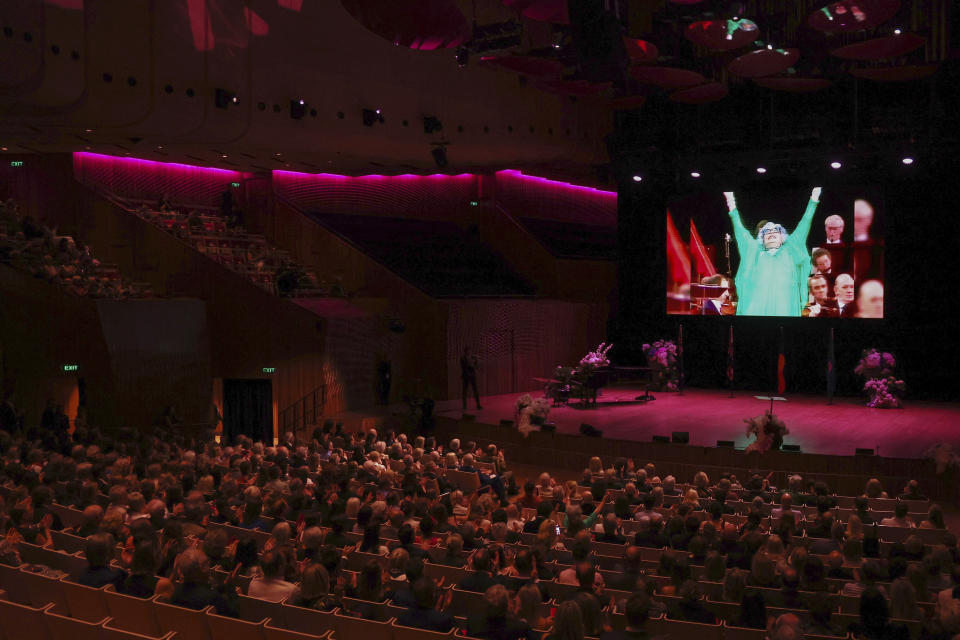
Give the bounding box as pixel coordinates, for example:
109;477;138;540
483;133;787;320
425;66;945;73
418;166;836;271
632;174;642;182
362;108;384;127
756;167;767;174
690;171;701;178
423;116;443;134
455;46;469;67
431;146;448;168
830;161;842;169
901;156;914;165
894;28;902;35
290;99;307;120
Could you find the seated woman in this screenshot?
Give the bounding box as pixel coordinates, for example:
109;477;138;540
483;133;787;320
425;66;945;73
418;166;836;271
290;564;340;611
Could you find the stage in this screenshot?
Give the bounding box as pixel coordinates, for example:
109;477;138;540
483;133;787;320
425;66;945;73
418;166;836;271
433;386;960;460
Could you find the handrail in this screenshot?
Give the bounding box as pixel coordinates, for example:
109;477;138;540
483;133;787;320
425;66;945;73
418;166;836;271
279;384;327;434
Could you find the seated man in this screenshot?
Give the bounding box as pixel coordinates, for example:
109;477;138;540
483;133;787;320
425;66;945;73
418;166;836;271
170;548;239;616
457;548;501;593
802;274;839;318
77;532;128;589
466;584;536;640
397;577;454;632
835;274;857;316
880;503;916;528
698;274;732;315
248;549;297;602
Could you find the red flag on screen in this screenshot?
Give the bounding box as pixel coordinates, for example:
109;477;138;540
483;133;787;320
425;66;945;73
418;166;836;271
690;219;718;280
666;210;692;292
777;327;786;395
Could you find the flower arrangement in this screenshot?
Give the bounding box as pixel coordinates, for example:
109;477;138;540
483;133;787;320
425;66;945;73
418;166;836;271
578;342;613;374
515;393;551;436
744;410;789;454
854;349;896;379
855;348;905;408
642;340;679;391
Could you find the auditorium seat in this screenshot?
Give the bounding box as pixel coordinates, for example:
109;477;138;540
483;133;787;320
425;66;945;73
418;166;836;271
646;615;723;640
101;617;176;640
20;566;70;612
152;598;214;640
391;619;456;640
276;600;338;636
42;601;108;640
60;577;111;622
103;585;163;637
723;624;768;640
205;607;268;640
0;562;30;605
331;609;393;640
264;621;331;640
0;596;54;640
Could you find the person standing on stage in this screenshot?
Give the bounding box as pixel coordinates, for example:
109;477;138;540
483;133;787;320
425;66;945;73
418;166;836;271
460;347;483;411
723;188;822;316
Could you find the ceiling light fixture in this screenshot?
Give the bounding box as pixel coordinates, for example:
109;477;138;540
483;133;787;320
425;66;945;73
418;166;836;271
756;167;767;174
690;171;701;178
901;157;914;165
632;175;642;182
830;161;842;169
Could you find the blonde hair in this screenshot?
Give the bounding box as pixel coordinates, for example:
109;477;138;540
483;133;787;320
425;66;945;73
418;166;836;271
588;457;603;474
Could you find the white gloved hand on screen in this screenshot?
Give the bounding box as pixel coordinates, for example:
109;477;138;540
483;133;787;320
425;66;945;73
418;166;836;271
723;191;737;211
811;187;822;202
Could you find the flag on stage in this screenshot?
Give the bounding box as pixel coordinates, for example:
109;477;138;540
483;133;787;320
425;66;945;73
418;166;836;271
727;324;734;387
777;326;786;395
690;219;718;281
827;327;836;403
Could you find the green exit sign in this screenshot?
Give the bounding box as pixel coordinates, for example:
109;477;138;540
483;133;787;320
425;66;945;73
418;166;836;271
231;182;240;188
262;367;276;374
10;161;24;167
63;364;79;372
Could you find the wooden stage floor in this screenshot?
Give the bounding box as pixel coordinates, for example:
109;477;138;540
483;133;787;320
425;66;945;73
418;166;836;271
433;386;960;460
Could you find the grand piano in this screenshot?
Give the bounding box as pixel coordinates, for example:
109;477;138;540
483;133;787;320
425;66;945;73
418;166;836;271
539;365;654;407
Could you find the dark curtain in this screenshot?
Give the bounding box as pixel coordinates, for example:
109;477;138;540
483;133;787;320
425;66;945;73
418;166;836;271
223;379;272;443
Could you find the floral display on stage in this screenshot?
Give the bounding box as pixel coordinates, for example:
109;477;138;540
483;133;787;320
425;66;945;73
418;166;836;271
515;393;551;437
744;410;790;454
642;339;679;392
578;342;613;374
854;348;905;408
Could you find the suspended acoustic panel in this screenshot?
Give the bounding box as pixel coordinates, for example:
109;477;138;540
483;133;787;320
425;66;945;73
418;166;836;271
850;64;938;82
728;48;800;78
669;82;728;104
501;0;569;24
685;19;758;51
623;37;659;64
753;77;833;92
831;33;925;60
630;66;705;89
807;0;900;34
340;0;470;50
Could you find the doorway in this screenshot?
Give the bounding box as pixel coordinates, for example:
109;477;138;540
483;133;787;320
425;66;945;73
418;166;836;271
223;379;273;443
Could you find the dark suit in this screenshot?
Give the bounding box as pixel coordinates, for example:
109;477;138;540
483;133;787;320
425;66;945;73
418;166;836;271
77;566;127;590
634;531;668;549
397;605;454;632
466;614;537;640
457;571;501;593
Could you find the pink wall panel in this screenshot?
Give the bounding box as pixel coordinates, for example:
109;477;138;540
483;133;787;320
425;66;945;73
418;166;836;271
73;152;244;207
273;170;479;220
494;169;617;227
